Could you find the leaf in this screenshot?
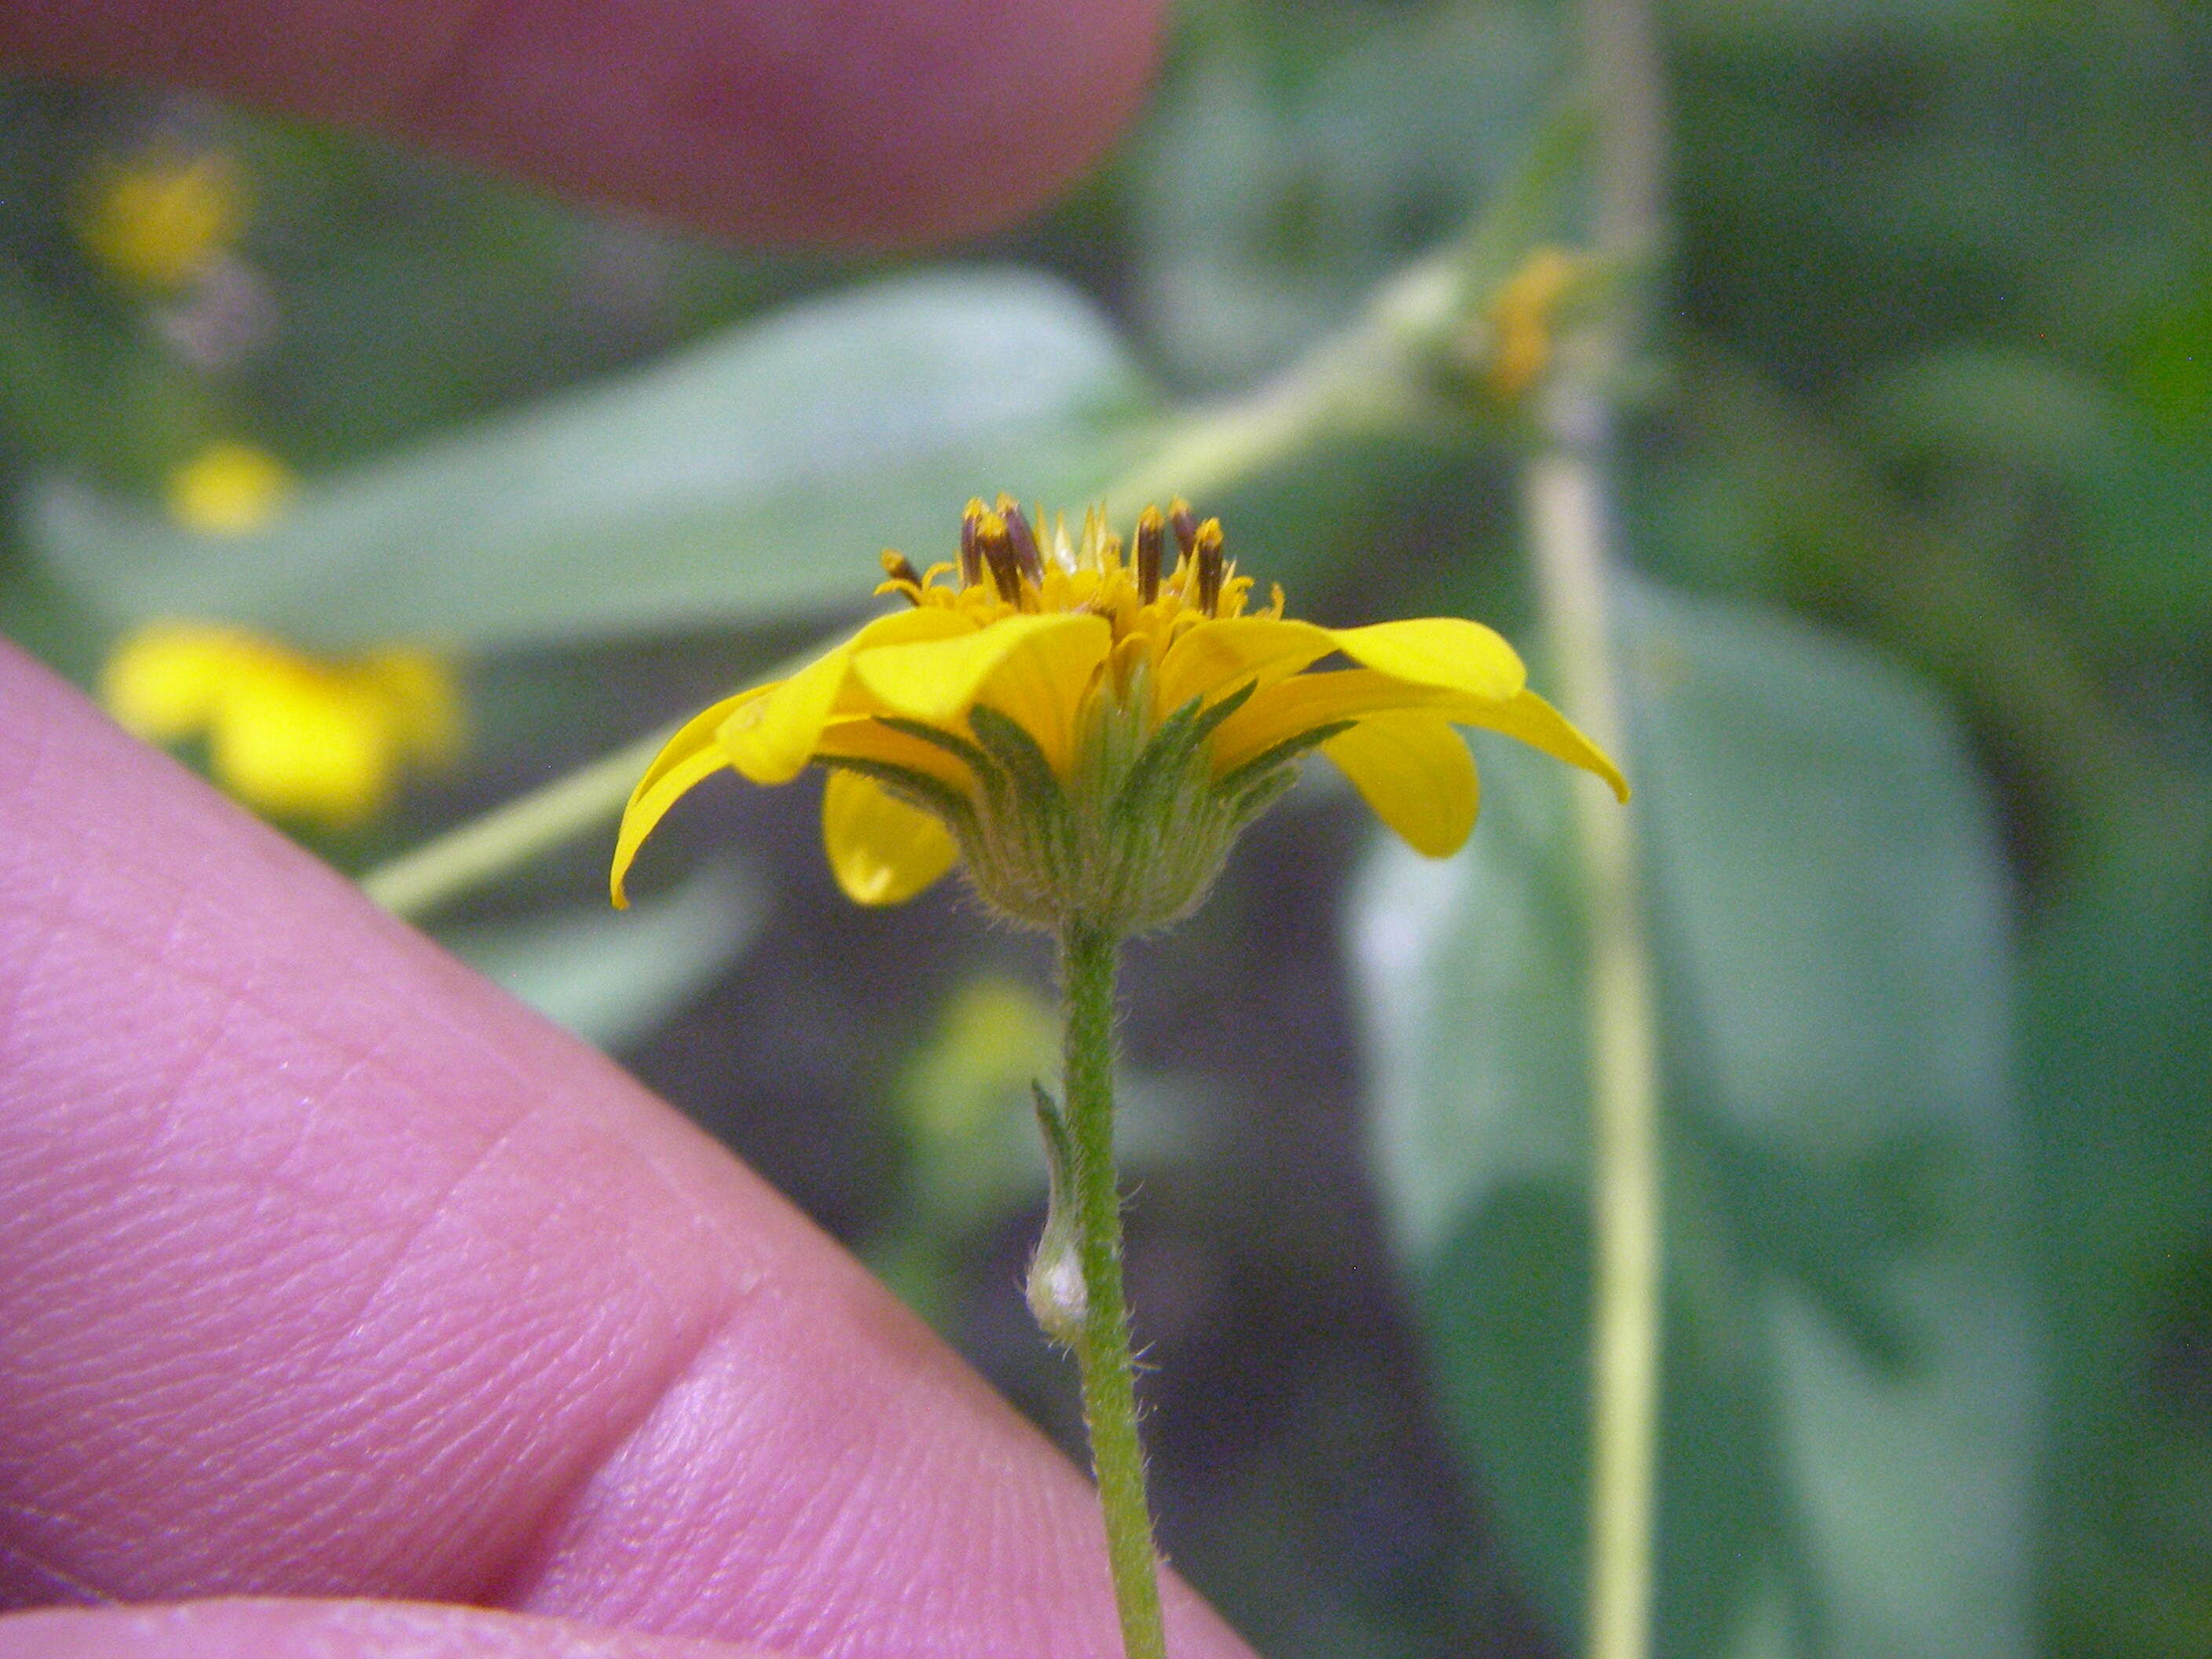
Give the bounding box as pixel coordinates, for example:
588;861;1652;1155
1130;5;1562;382
441;859;759;1053
27;269;1156;652
1862;345;2212;633
1350;581;2038;1658
2022;797;2212;1658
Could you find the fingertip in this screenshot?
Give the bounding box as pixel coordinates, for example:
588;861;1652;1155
0;1599;774;1659
409;0;1169;247
0;0;1168;247
0;642;1257;1658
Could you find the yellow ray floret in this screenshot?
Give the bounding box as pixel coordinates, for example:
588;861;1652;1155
102;620;460;828
77;145;247;290
166;441;293;536
613;498;1627;930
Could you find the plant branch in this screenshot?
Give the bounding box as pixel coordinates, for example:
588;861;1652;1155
359;721;674;920
1524;406;1662;1659
1531;0;1672;1656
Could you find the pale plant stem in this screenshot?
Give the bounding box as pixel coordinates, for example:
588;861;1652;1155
1534;0;1670;1647
1101;258;1459;515
1057;921;1166;1659
358;721;676;920
1525;412;1662;1659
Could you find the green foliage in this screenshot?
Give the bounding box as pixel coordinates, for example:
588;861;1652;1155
1353;584;2037;1657
25;270;1155;650
2026;800;2212;1659
2;2;2209;1653
1130;0;1563;384
441;858;760;1053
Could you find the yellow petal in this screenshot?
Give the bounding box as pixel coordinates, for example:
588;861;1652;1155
1324;617;1526;702
1210;668;1439;776
100;621;258;742
720;607;973;785
851;613;1111;778
814;716;975;792
822;770;958;906
355;647;463;765
610;718;745;909
208;664;391;828
613;690;782;906
632;690;764;805
1460;688;1630;801
1153;616;1335;720
1323;713;1479;858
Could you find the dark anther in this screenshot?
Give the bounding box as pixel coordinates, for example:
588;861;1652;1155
959;499;986;588
881;550;922;587
996;494;1046;584
1169;497;1200;564
1194;518;1225;615
1134;506;1164;604
977;511;1024;603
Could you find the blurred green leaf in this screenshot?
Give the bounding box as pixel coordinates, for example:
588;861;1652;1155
0;256;218;477
1351;581;2037;1657
441;857;758;1053
2025;796;2212;1658
1132;2;1561;384
866;969;1208;1334
27;269;1158;651
1865;346;2212;639
2122;274;2212;444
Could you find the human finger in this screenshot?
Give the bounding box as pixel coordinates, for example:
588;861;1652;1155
0;0;1163;246
0;642;1247;1658
0;1599;775;1659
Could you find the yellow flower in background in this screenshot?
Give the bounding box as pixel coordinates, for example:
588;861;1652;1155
102;622;461;829
903;976;1061;1146
615;498;1626;931
165;441;293;535
76;145;247;290
1487;247;1581;400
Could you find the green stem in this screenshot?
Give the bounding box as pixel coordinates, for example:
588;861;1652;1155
1057;920;1166;1659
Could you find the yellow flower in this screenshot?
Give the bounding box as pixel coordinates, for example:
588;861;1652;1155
1487;247;1580;400
101;621;461;829
165;441;293;535
613;499;1627;931
76;145;247;291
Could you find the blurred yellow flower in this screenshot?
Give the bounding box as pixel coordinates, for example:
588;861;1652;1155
165;441;293;535
614;499;1625;930
1487;247;1581;399
101;622;461;829
903;976;1061;1145
76;145;247;290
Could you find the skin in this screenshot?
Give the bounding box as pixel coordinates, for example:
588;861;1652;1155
0;650;1252;1659
0;0;1163;247
0;5;1249;1652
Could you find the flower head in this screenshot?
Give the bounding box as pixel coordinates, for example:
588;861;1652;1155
76;145;247;291
1485;247;1583;401
613;499;1626;931
102;621;461;829
165;440;293;535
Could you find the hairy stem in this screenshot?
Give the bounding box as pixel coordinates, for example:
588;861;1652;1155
1057;920;1166;1659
